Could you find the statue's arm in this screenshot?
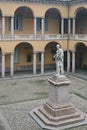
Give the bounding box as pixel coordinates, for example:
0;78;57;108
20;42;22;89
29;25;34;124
60;49;64;62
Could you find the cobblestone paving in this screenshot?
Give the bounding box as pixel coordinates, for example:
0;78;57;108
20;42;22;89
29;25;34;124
0;74;87;130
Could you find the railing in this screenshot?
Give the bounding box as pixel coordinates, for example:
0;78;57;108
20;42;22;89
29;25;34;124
44;34;67;40
69;34;87;40
1;0;68;5
1;0;87;6
2;0;87;5
0;34;68;40
1;34;87;40
68;0;87;5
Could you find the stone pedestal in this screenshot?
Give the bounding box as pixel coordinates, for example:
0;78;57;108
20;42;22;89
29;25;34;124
48;75;70;106
30;75;87;130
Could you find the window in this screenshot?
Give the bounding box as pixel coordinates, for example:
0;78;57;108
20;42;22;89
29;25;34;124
64;19;68;34
0;18;2;29
77;13;83;33
45;16;48;31
14;14;23;31
9;14;23;31
51;48;56;61
27;54;32;62
14;48;19;64
38;53;41;62
37;18;41;31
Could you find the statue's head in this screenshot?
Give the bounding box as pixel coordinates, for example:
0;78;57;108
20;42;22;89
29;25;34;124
56;44;60;49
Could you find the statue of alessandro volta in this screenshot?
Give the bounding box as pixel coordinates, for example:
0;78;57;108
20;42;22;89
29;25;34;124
53;44;64;76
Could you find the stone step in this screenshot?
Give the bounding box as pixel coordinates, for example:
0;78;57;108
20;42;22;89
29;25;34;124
44;102;75;116
34;108;85;127
39;106;80;122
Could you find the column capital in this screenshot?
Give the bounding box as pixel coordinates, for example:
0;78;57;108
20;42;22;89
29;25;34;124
63;50;67;52
10;16;14;18
10;52;14;55
40;51;45;53
41;17;44;19
72;50;76;53
72;17;76;19
2;52;6;55
33;51;45;54
2;52;14;55
67;50;70;52
61;17;64;19
2;15;5;18
33;51;38;54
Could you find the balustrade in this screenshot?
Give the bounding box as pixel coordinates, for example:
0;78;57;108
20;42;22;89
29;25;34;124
2;0;87;6
0;0;68;5
0;34;68;40
0;34;87;40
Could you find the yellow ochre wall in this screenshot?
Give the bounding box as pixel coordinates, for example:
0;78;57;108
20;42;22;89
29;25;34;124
0;1;87;68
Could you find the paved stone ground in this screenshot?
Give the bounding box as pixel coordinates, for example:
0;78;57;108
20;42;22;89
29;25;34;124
0;74;87;130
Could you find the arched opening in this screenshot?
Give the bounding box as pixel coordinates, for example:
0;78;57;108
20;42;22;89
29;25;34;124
45;8;61;34
44;42;59;72
76;8;87;34
14;6;34;34
14;42;33;75
75;43;86;70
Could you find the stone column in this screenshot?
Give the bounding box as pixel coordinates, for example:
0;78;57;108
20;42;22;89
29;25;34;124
41;52;44;74
33;52;37;74
10;53;14;77
72;18;75;38
2;16;5;39
67;51;70;72
1;53;5;78
61;18;64;38
72;51;75;73
34;17;37;39
11;16;14;39
41;18;44;39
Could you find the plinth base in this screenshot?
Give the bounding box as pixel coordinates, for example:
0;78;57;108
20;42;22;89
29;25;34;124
30;104;87;130
30;75;87;129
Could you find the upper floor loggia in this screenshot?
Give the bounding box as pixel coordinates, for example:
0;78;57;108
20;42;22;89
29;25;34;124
0;3;87;41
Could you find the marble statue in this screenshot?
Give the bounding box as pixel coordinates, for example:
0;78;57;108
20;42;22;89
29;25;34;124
30;45;86;130
54;44;64;76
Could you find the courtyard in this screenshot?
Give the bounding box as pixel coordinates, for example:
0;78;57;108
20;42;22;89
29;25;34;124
0;73;87;130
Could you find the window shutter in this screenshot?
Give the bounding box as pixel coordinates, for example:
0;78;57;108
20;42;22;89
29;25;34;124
9;17;11;30
14;15;18;30
14;47;19;64
18;14;23;31
45;16;48;31
14;14;23;31
79;16;83;32
37;18;41;31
